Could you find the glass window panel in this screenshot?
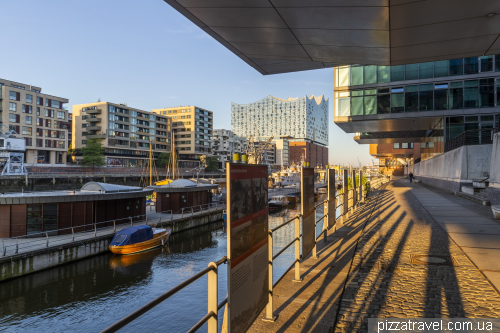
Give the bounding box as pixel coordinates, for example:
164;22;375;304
364;65;377;84
435;83;448;89
338;98;351;116
405;85;419;92
338;67;350;87
434;89;448;110
391;93;404;113
419;62;434;79
405;91;419;112
464;57;479;74
364;95;377;115
480;55;493;72
377;66;390;83
419;84;434;91
449;87;463;110
364;89;377;95
464;80;479;108
419;90;433;111
434;60;449;77
351;90;363;96
378;88;389;94
465;116;478;122
496;55;500;72
391;65;405;81
497;80;500;105
449;124;465;140
43;204;58;232
450;58;464;75
27;204;43;235
449;116;464;124
377;94;390;114
402;143;409;149
481;115;494;122
351;97;364;116
405;64;418;80
391;87;404;93
479;78;495;108
351;66;363;85
393;143;400;149
450;81;463;88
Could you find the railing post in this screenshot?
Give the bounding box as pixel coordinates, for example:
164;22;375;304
191;207;194;217
113;221;116;232
359;171;363;203
16;238;18;254
182;208;184;218
312;208;318;259
46;232;49;247
207;262;218;333
72;227;75;241
146;215;148;225
159;212;161;224
263;230;277;322
130;217;133;226
94;224;97;237
293;216;302;282
216;202;218;210
2;239;5;257
323;201;328;243
171;211;173;223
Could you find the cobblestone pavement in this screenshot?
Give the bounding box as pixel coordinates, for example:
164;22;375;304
334;180;500;333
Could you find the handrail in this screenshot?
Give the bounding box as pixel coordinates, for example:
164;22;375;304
101;257;227;333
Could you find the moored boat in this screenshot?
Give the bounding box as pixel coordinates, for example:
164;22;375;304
268;195;289;209
109;225;171;255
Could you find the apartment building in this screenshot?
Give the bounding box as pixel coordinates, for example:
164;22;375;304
152;106;213;168
72;102;171;167
0;78;69;165
212;129;248;169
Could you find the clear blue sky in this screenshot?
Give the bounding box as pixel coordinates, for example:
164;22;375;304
1;0;372;166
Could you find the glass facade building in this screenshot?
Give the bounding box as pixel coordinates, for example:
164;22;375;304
334;56;500;162
231;95;329;146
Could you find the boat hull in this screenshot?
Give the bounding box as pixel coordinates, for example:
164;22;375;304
109;230;171;255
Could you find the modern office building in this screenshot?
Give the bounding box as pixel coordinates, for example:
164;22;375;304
231;95;328;147
211;129;248;170
370;143;420;176
72;102;171;167
152;106;213;167
0;78;69;165
272;137;290;167
334;56;500;164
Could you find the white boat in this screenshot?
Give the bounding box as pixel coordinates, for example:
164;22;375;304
268;195;289;208
271;166;300;187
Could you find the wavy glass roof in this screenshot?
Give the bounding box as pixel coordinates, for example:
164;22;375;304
164;0;500;75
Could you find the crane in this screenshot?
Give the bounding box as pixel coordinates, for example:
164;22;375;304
0;124;27;175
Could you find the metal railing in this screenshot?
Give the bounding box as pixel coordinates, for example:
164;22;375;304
102;175;376;333
1;202;224;257
444;127;498;152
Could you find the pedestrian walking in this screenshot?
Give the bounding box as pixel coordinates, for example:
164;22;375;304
409;172;414;183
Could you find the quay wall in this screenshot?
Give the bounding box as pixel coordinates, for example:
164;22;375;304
413;144;492;192
0;210;223;282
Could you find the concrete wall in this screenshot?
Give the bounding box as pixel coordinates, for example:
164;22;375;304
413;144;492;192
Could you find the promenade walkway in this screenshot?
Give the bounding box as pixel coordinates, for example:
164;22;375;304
248;179;500;333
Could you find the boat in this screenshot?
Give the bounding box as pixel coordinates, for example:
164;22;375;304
268;195;289;209
109;225;171;255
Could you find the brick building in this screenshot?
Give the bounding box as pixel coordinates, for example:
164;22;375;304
289;140;328;168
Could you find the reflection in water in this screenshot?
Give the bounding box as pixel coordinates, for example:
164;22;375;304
0;196;331;333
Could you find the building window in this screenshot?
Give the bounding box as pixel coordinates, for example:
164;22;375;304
391;65;404;82
22;105;32;113
26;94;33;103
377;93;390;114
434;60;449;77
364;65;376;84
9;114;19;123
480;56;493;72
9;102;16;111
464;80;479;108
351;66;363;85
57;111;65;119
419;62;433;79
26;204;58;234
419;84;433;111
45;109;54;117
26;116;32;125
393;143;400;149
479;78;494;108
25;138;32;146
405;64;418;80
9;91;19;101
391;93;404;113
37;97;43;105
36;107;40;116
434;85;448;110
464;57;479;74
449;58;464;76
22;126;32;135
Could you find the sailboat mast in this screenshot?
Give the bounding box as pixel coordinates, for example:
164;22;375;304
149;140;153;186
172;132;176;179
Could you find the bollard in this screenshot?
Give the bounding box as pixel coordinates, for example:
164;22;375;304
113;221;116;232
263;230;277;322
72;228;75;241
46;233;49;247
293;216;302;282
207;262;218;333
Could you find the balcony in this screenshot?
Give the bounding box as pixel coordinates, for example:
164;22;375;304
85;117;101;123
86;108;102;115
86;133;106;139
86;125;101;131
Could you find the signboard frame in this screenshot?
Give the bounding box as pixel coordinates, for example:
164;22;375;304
301;167;316;260
226;163;269;333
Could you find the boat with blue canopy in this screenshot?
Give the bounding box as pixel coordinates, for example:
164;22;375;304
109;225;171;255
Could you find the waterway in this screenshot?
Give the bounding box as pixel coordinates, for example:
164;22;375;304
0;195;333;332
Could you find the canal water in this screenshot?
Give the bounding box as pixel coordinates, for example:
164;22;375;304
0;195;333;332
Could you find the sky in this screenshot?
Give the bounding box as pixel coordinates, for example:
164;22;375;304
0;0;372;166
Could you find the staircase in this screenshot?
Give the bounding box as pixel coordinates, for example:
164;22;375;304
456;179;490;205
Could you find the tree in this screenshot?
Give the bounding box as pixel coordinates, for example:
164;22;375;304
81;138;106;171
200;155;219;171
157;151;179;169
67;143;76;163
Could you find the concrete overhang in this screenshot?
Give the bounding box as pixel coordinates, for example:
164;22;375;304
371;153;413;158
336;115;441;133
355;136;424;144
164;0;500;75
